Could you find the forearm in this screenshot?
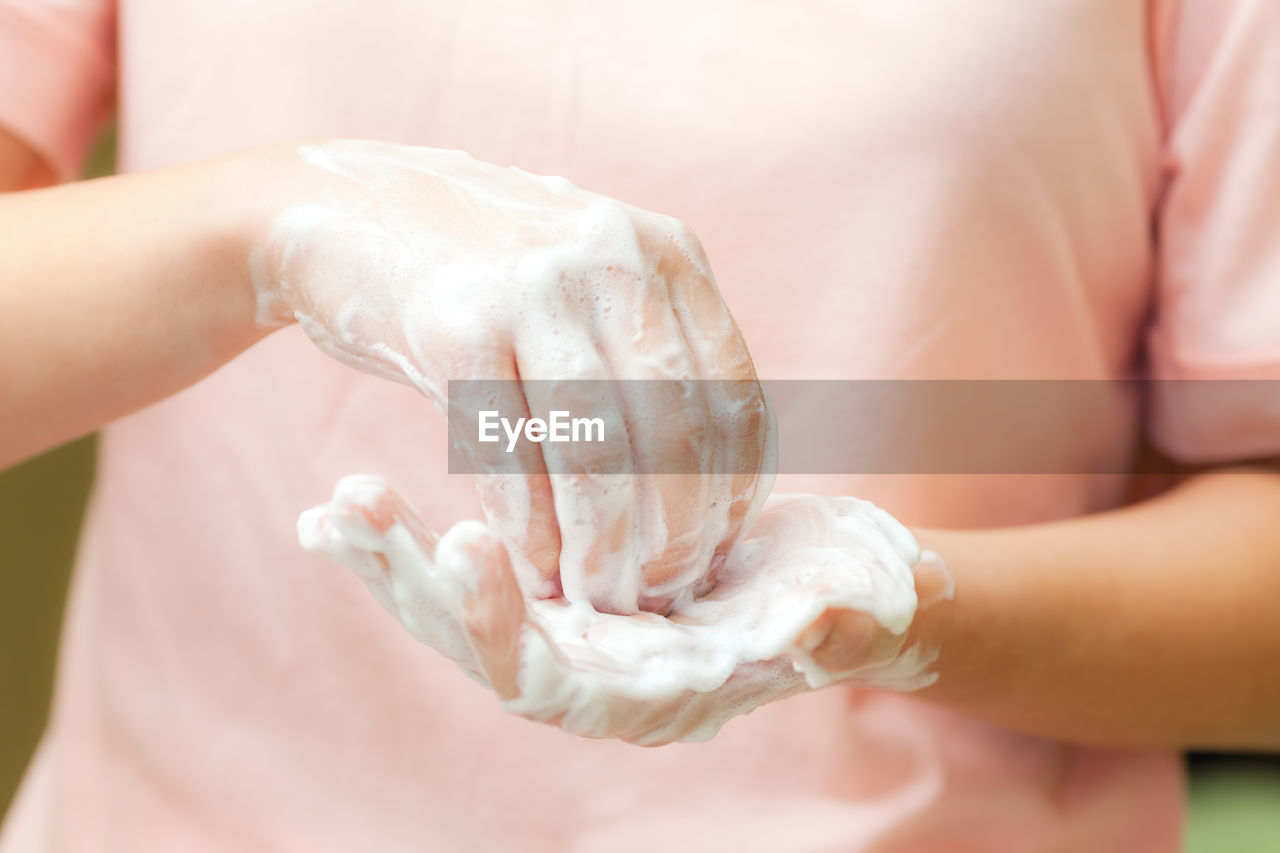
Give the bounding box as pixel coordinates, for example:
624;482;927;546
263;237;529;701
906;466;1280;750
0;150;298;467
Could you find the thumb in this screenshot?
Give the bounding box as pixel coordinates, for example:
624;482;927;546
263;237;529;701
793;608;879;684
912;549;955;611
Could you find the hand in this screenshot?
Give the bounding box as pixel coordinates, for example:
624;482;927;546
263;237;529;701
253;140;773;614
299;476;953;746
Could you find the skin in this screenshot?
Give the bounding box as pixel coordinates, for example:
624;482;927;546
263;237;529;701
0;129;273;464
1;132;772;613
906;466;1280;751
791;459;1280;752
2;126;1278;750
249;140;773;613
303;480;939;745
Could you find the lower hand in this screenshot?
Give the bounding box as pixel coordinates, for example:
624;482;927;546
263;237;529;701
299;476;952;745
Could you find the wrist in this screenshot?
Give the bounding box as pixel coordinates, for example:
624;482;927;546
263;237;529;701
899;529;967;694
216;144;319;336
150;149;297;359
229;139;384;333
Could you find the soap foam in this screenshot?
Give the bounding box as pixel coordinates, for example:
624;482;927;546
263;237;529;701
301;480;947;746
258;141;774;614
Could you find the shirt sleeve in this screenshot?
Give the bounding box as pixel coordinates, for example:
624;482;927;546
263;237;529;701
0;0;115;181
1147;0;1280;462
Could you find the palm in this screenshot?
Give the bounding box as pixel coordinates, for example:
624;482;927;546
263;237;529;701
300;478;945;745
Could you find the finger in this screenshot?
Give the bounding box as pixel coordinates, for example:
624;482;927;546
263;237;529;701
299;502;401;616
313;475;485;672
438;521;529;701
446;354;562;599
640;216;774;578
588;263;716;611
300;502;387;579
512;322;642;614
326;474;437;554
299;475;438;619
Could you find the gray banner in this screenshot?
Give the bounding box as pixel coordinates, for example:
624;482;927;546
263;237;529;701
445;379;1280;475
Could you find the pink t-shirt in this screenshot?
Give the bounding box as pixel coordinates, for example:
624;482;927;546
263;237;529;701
4;0;1280;849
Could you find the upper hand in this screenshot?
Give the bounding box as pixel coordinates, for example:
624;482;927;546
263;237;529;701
253;140;773;614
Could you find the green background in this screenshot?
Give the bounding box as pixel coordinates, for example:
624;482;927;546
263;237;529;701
2;133;1278;849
